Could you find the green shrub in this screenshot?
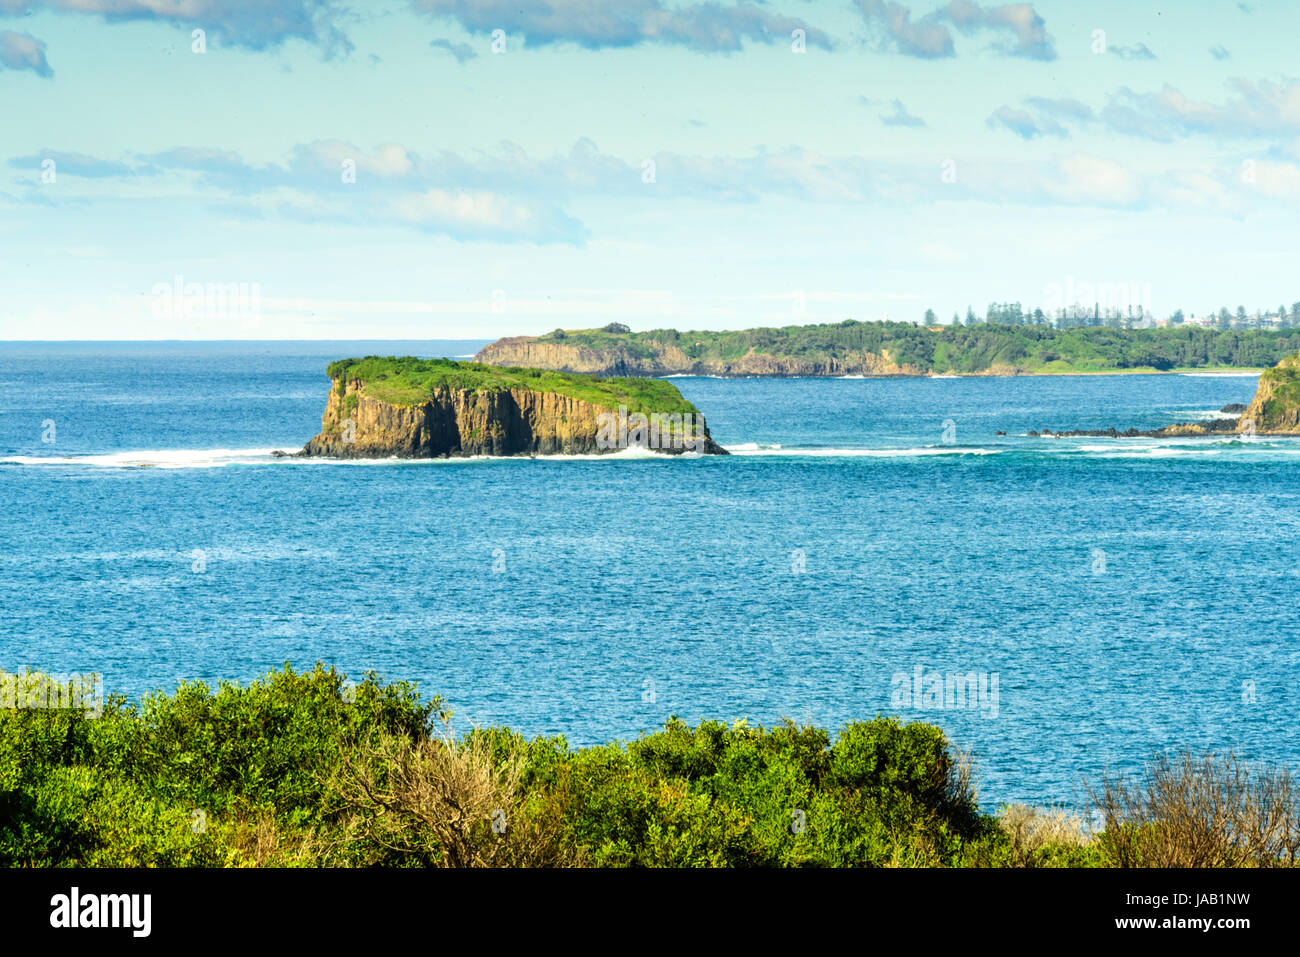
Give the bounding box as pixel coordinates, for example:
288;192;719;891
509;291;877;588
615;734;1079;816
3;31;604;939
12;666;1265;869
0;664;442;866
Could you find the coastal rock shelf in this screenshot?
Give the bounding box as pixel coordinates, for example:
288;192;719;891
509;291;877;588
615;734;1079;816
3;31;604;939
297;357;727;458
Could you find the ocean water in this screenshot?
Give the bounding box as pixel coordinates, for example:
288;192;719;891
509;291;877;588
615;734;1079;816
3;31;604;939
2;341;1297;811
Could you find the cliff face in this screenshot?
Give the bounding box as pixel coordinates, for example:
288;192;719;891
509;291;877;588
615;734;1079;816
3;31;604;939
704;349;922;376
1240;353;1300;433
300;377;726;457
474;336;922;377
473;336;687;376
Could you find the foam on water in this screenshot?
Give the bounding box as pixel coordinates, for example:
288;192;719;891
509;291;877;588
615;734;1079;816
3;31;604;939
0;448;286;469
724;445;1003;457
11;437;1300;469
0;443;705;469
723;442;783;452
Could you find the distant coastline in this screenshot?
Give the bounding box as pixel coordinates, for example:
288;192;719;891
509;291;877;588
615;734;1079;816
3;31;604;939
474;321;1297;379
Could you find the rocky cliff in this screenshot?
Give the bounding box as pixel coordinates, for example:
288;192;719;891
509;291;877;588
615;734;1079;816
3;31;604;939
298;360;726;458
475;335;922;377
1240;352;1300;433
474;336;687;376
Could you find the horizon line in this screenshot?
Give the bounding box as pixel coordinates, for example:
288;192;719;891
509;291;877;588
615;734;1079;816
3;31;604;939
0;338;497;344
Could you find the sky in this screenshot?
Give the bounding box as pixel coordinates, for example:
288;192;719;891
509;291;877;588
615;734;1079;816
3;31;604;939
2;0;1300;339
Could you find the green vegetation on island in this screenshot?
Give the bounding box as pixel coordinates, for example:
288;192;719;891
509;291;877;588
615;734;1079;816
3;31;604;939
3;666;1296;868
493;321;1300;376
1244;351;1300;432
326;356;699;414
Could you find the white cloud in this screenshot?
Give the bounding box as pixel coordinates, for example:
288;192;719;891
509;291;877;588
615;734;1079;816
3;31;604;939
0;30;52;77
1051;154;1145;206
856;0;1055;60
1102;79;1300;142
387;188;572;240
412;0;833;53
7;0;351;55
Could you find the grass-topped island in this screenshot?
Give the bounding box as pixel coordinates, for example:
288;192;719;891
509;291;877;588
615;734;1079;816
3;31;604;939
295;356;726;458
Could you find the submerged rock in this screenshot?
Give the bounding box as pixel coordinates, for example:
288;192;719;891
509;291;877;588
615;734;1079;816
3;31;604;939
1031;420;1238;439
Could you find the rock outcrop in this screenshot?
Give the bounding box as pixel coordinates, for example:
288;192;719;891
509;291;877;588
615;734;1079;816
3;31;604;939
299;371;726;458
475;336;923;377
1239;352;1300;433
475;336;690;377
1028;420;1239;439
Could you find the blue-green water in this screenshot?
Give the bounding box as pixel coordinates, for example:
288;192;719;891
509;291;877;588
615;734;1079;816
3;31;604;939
2;342;1296;809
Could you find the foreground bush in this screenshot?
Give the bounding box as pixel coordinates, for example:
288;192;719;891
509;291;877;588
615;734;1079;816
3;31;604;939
997;804;1103;868
1;665;1291;867
324;724;574;867
1089;750;1300;867
0;665;439;866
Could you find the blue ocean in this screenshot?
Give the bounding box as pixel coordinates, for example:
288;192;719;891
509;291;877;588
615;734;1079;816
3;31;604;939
2;341;1296;811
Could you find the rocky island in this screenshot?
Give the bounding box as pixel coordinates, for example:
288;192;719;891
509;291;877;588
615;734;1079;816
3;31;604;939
295;357;727;458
